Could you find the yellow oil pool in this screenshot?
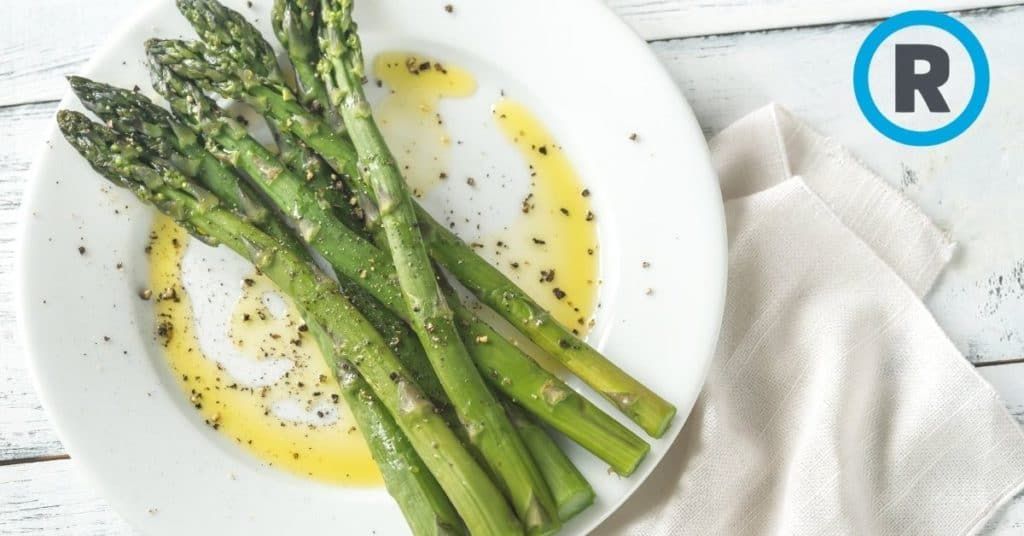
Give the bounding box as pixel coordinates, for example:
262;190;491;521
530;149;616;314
487;98;600;335
372;51;477;197
149;215;380;485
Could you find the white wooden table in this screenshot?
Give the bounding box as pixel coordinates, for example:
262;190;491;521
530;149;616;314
2;1;1024;533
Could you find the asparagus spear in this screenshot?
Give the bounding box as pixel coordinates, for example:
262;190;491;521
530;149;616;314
504;403;594;522
140;55;648;475
58;109;520;536
61;87;466;533
147;51;404;300
317;4;561;533
176;0;283;84
271;0;342;126
177;0;365;235
444;285;649;476
192;0;671;436
72;78;598;514
72;69;602;518
148;36;676;438
306;321;466;536
69;74;453;442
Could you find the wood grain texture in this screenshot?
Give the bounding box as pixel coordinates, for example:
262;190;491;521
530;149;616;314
0;1;1017;105
0;459;134;535
0;102;65;462
0;0;136;107
609;0;1016;40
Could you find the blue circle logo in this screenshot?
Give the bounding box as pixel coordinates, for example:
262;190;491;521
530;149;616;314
853;10;989;146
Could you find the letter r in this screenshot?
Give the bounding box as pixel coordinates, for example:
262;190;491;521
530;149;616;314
895;44;951;113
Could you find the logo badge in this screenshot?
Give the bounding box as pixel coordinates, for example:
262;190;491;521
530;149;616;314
853;11;989;146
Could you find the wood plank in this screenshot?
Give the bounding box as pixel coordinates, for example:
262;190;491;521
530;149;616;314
609;0;1017;40
0;102;66;462
651;5;1024;364
0;459;133;536
0;0;135;107
0;1;1017;106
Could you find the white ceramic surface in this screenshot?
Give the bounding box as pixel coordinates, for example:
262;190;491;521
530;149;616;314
16;0;726;534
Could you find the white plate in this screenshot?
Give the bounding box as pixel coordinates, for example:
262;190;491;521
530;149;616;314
16;0;726;534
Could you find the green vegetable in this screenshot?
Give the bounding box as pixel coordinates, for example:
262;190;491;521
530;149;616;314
505;403;594;522
58;109;520;536
146;41;649;476
147;32;676;437
317;2;559;532
61;88;465;535
272;0;343;127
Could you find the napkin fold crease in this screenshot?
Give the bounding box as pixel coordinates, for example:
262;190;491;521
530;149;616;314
599;104;1024;536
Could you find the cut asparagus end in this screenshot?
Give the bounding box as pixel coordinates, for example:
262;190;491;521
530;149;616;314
557;489;596;523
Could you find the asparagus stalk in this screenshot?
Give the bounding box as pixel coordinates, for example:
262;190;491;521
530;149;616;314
58;110;520;536
306;321;465;536
177;0;363;234
69;74;455;459
199;3;620;487
77;74;592;513
205;0;669;436
141;53;648;475
148;36;675;438
421;219;677;437
505;403;594;522
317;4;560;533
61;87;465;534
176;0;283;84
67;77;277;230
147;52;406;302
271;0;342;126
443;285;649;476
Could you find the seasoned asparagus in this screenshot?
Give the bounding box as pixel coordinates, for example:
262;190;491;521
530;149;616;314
71;72;600;527
141;57;648;475
505;404;594;522
307;321;466;536
74;74;594;517
271;0;343;126
148;35;676;437
58;109;520;536
317;2;560;532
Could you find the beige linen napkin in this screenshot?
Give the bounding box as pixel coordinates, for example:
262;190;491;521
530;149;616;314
598;104;1024;535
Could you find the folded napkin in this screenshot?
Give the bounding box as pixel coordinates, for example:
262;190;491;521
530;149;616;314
598;104;1024;535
